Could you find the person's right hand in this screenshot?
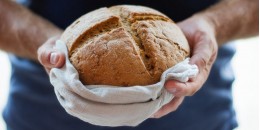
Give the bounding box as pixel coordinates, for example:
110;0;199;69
37;36;66;74
151;15;218;118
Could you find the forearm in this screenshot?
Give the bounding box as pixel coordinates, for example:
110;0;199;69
197;0;259;45
0;0;62;60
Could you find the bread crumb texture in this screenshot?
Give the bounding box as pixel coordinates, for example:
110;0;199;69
61;5;190;86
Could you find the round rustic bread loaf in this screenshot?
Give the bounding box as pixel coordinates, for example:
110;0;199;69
60;5;190;86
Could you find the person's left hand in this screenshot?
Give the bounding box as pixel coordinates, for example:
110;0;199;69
151;15;218;118
37;36;65;74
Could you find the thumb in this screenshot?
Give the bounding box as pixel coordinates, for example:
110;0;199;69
37;38;65;72
38;50;65;69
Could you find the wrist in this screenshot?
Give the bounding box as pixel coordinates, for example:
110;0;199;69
192;13;220;45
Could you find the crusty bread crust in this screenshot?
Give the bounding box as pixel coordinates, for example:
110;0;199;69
61;5;190;86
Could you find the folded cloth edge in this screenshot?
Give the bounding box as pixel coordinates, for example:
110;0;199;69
49;40;199;126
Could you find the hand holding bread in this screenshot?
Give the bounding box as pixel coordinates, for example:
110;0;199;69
154;15;218;118
37;5;217;119
37;36;65;73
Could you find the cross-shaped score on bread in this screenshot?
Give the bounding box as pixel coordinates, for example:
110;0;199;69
61;5;190;86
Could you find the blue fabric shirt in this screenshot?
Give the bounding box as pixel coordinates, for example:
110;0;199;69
3;0;238;130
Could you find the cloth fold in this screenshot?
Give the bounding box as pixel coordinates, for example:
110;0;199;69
50;40;199;126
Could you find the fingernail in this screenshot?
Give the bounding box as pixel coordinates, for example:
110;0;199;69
50;52;59;65
169;88;177;93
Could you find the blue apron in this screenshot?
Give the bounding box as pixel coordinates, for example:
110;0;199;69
3;0;238;130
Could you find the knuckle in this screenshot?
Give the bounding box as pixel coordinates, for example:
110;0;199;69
39;50;50;65
175;90;186;97
198;56;208;68
37;50;44;58
180;83;189;96
182;88;189;96
37;50;45;64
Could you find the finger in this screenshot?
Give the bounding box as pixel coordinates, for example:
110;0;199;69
38;49;65;69
165;35;217;96
164;57;215;97
190;32;217;69
37;38;65;70
165;46;214;97
165;72;205;97
165;80;188;97
151;97;184;118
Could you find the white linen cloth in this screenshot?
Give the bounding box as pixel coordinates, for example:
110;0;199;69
50;40;199;126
